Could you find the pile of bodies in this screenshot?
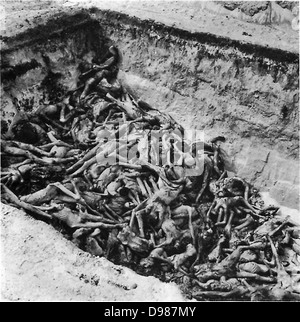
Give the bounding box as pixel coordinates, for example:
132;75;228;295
1;46;300;301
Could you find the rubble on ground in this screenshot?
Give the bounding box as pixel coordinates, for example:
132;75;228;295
1;44;300;301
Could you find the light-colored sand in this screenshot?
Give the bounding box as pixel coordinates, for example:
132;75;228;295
0;203;188;302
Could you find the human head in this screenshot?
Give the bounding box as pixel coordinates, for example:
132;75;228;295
109;45;118;54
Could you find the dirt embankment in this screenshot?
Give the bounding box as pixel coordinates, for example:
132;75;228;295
61;0;299;53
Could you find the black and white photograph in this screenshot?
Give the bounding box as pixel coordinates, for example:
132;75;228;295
0;0;299;304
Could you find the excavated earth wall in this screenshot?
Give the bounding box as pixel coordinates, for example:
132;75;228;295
1;8;299;210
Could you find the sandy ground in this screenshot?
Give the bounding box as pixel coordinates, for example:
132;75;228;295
1;0;298;53
0;203;187;302
63;0;299;52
